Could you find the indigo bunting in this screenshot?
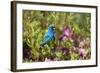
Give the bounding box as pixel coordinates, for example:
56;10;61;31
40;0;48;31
40;24;55;47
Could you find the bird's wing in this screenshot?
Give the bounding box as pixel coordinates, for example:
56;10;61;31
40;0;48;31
42;35;50;42
41;34;52;45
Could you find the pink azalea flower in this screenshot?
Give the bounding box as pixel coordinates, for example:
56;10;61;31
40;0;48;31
62;36;67;40
63;27;72;38
78;48;87;59
60;47;70;55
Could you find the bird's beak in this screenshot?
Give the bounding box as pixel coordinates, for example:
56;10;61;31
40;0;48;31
53;27;55;30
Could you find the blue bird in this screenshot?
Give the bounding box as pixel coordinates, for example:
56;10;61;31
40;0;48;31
40;24;55;47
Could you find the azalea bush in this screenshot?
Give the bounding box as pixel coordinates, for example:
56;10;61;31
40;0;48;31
23;10;91;62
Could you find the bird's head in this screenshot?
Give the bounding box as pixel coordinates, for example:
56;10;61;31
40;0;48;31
49;24;55;30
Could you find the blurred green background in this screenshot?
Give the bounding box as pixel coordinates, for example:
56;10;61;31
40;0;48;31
23;10;91;62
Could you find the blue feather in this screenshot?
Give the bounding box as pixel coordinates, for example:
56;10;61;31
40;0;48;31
40;24;55;46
